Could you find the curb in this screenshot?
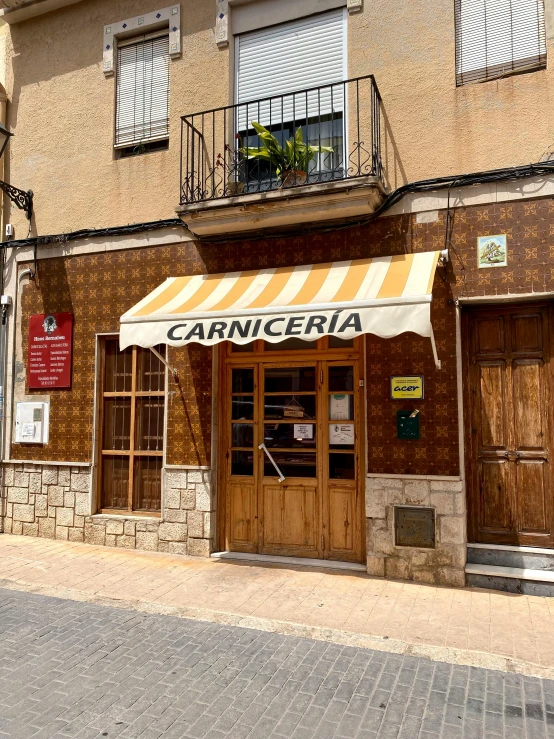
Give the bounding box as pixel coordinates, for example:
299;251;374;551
1;577;553;680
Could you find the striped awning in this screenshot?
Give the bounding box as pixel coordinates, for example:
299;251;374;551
120;251;443;352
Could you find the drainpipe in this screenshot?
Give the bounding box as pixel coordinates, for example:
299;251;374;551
0;293;10;457
0;83;7;533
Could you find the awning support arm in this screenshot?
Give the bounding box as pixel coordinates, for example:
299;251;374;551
429;327;441;371
150;347;179;380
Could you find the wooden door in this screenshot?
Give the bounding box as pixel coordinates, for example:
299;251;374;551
465;304;554;546
226;365;258;552
221;341;365;562
259;363;321;557
323;361;362;562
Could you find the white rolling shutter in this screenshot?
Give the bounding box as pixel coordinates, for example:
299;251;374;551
236;10;346;129
115;33;170;147
455;0;546;86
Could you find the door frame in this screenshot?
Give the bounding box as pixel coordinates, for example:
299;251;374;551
216;338;366;562
462;300;554;545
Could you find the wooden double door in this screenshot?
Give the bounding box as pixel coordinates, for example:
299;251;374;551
464;303;554;546
220;345;364;562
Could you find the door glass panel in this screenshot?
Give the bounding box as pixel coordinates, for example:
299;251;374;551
264;395;316;420
264;423;316;449
103;398;131;450
232;450;254;476
328;336;354;348
232;396;254;420
264;452;317;478
232;368;254;393
264;367;315;393
232;423;254;448
264;338;318;351
329;453;355;480
232;341;256;352
329;366;354;391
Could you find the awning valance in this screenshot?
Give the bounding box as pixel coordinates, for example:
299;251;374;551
120;251;443;363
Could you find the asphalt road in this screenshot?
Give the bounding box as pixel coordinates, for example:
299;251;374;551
0;588;552;738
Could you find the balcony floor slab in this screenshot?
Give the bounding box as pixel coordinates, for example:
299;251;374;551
176;175;387;238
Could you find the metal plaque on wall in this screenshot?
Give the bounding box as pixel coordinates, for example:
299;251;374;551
395;507;435;548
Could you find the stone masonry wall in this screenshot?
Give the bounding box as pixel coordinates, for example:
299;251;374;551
1;464;214;557
365;477;466;588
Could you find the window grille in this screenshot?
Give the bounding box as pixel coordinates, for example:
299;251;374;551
115;33;170;147
455;0;547;85
99;339;165;514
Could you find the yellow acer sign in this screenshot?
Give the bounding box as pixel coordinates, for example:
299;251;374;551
390;376;424;400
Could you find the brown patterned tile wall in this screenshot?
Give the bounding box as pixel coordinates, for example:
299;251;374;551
16;244;210;464
16;195;551;472
446;199;554;298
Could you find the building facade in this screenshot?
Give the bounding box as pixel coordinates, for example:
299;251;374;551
1;0;554;592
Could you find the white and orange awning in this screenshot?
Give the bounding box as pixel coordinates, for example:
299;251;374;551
120;251;444;365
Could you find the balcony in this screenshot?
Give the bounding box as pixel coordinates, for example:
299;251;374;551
177;75;386;237
0;0;83;23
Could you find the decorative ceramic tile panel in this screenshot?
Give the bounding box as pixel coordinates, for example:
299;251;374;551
103;5;181;77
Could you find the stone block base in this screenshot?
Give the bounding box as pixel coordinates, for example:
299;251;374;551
2;463;214;557
365;476;466;588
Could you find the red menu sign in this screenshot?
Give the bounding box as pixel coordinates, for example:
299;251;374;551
28;313;73;389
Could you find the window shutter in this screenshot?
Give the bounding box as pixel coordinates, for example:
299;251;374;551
455;0;547;86
236;10;346;129
115;34;170;147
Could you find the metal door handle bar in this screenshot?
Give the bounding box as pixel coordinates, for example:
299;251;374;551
259;443;285;482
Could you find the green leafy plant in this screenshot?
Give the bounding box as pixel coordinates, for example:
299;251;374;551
240;121;334;180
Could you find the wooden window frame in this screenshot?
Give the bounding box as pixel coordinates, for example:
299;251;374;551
98;338;165;516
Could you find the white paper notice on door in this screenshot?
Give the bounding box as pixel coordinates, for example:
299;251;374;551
329;423;354;445
330;394;349;420
294;424;313;439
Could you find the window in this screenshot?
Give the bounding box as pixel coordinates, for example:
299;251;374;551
115;32;170;151
99;339;165;514
455;0;547;85
235;10;346;189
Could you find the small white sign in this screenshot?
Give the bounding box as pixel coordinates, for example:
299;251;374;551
294;424;313;439
330;423;354;445
330;394;350;420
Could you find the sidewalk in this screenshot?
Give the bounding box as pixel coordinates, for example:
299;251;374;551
1;534;554;679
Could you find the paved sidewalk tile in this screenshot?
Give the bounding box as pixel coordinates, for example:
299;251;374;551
0;588;552;739
1;534;554;677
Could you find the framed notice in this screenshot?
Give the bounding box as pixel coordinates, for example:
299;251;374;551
329;423;354;445
330;394;350;420
28;313;73;389
390;376;424;400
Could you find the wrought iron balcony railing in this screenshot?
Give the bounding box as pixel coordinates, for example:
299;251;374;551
180;75;382;205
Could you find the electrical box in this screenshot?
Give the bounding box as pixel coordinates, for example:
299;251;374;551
15;402;49;444
397;410;420;440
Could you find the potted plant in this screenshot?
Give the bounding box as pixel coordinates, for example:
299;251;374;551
241;121;334;188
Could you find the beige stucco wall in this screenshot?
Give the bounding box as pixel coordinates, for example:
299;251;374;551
4;0;554;236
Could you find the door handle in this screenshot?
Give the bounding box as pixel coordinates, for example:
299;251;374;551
259;443;285;483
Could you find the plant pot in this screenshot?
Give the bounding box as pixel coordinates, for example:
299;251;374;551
280;170;307;188
226;179;245;196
